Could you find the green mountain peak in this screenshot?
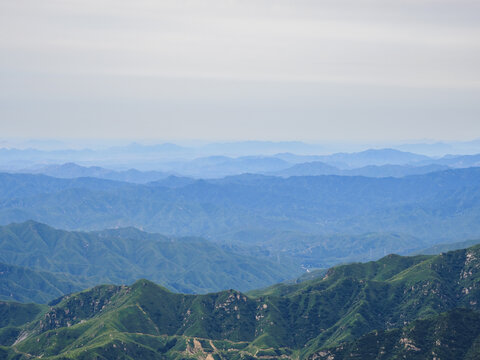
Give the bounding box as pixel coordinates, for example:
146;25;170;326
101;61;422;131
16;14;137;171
2;243;480;359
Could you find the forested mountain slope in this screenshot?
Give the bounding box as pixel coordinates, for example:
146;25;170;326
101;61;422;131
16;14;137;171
0;262;87;303
1;244;480;359
0;221;298;300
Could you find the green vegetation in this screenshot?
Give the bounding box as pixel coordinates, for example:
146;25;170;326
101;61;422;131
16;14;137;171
1;244;480;358
415;237;480;255
2;221;437;304
222;230;427;269
311;309;480;359
0;262;86;303
0;221;299;302
0;302;47;328
0;301;47;348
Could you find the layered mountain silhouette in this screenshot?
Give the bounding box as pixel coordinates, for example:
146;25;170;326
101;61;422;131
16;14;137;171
1;168;480;241
4;147;480;178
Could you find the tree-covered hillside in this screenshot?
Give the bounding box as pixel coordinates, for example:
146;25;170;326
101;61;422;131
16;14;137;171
0;221;299;301
309;308;480;359
0;262;87;304
1;244;480;359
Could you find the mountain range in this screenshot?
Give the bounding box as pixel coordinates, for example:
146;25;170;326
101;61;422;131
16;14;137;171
4;220;476;305
1;243;480;359
1;220;447;303
0;221;299;302
1;144;480;358
269;161;450;178
3;147;480;178
27;163;170;184
26;159;453;181
1;168;480;243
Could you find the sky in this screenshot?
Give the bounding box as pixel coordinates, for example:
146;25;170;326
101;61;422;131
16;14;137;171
0;0;479;142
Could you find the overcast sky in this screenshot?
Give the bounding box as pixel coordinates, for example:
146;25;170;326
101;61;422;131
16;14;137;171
0;0;479;141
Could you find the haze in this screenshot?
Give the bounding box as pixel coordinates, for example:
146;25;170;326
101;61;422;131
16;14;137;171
1;0;479;141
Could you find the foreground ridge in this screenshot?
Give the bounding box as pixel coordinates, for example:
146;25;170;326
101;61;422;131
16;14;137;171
1;244;480;359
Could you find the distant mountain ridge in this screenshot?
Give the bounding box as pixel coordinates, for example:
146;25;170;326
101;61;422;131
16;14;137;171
21;159;452;180
8;147;480;180
29;162;171;183
310;148;431;168
1;168;480;241
271;161;450;177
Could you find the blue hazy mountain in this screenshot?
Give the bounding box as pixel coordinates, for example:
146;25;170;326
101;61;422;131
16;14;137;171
168;155;292;177
396;138;480;156
18;158;462;181
24;157;293;179
4;143;480;179
429;153;480;167
0;168;480;243
342;163;450;177
271;161;450;177
414;238;480;255
310;148;431;168
31;162;171;183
